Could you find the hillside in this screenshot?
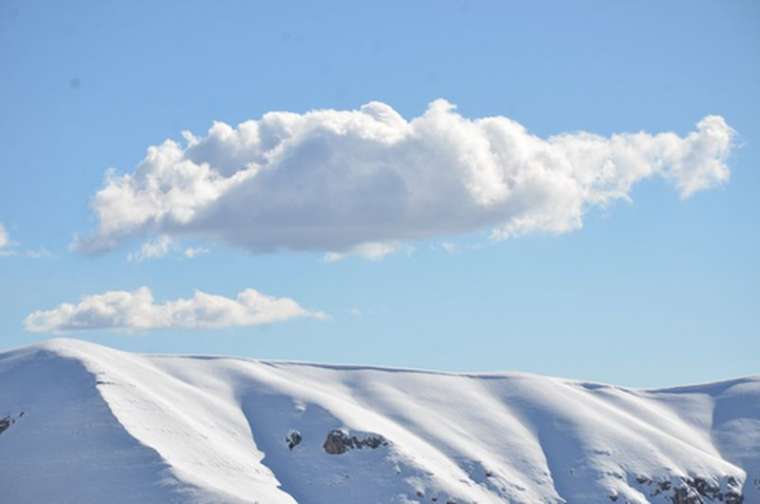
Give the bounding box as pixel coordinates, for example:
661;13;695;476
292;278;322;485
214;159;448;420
0;339;758;503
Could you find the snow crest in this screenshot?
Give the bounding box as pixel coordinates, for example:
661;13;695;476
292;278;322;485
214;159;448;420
1;338;758;503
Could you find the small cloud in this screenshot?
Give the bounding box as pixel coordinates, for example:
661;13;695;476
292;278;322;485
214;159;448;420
0;223;8;249
24;287;327;333
127;237;209;261
438;240;483;254
324;241;402;262
0;224;51;259
184;246;209;258
24;248;53;259
350;307;362;318
128;235;173;262
440;241;459;254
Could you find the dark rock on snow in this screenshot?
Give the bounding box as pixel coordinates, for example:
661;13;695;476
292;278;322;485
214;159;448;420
323;429;388;455
0;416;11;435
285;430;302;450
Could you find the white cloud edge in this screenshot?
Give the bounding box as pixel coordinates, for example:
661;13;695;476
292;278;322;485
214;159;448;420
184;246;209;258
0;223;53;259
24;287;327;333
0;223;8;249
323;241;405;262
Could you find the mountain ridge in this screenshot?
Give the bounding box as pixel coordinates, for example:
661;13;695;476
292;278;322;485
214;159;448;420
1;338;758;503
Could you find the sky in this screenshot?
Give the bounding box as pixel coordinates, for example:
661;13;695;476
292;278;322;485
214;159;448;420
1;0;758;388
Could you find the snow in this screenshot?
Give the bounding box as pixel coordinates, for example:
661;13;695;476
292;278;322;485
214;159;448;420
1;338;758;503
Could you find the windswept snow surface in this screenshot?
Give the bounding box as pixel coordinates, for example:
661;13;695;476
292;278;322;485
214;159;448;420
0;339;758;503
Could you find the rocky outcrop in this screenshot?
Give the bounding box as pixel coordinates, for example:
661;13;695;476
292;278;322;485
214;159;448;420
669;476;744;504
614;473;745;503
322;429;388;455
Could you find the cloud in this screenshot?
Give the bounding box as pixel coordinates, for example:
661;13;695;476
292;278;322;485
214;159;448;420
0;224;13;256
184;246;209;258
324;241;402;262
23;248;53;259
438;241;483;255
73;100;735;258
24;287;327;333
0;224;50;258
439;241;460;254
128;235;173;262
127;236;209;261
0;223;8;249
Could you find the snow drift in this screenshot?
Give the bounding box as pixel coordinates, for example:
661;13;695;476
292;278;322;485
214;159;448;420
0;339;757;503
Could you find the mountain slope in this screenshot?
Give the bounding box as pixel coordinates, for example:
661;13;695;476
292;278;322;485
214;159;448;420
0;339;758;503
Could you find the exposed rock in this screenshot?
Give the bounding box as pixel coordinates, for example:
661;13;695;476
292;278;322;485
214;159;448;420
0;416;11;435
285;430;302;450
632;473;743;504
323;429;350;454
636;475;652;485
671;485;701;504
322;429;389;455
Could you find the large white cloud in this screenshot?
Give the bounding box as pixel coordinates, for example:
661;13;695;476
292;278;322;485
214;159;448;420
24;287;327;333
72;100;735;257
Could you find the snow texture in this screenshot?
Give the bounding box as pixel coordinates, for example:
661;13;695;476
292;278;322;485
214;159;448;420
1;338;757;503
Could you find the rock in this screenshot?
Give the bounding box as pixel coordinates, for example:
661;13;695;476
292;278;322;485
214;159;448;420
323;429;352;455
285;430;302;450
322;429;388;455
0;416;10;435
636;475;651;485
633;474;743;504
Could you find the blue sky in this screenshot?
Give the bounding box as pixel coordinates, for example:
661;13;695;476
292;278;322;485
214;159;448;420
1;0;758;387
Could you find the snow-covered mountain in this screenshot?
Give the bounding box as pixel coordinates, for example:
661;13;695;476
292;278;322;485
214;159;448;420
1;339;758;504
